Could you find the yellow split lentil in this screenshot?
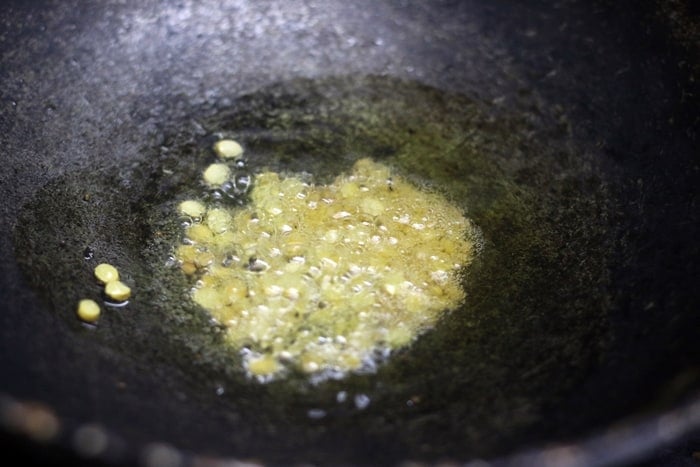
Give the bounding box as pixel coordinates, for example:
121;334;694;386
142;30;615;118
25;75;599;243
178;200;207;219
94;263;119;284
202;163;231;186
213;139;244;159
77;299;101;323
104;281;131;302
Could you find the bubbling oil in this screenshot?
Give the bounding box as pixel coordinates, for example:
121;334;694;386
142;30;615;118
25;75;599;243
173;144;477;383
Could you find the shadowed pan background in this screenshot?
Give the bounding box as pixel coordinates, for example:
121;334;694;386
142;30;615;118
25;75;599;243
0;1;699;466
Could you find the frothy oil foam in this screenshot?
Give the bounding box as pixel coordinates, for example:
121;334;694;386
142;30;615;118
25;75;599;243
175;155;476;382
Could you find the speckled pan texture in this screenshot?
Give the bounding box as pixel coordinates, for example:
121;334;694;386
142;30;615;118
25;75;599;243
1;1;698;466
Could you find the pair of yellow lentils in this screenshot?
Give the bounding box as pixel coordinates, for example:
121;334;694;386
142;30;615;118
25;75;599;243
76;263;131;323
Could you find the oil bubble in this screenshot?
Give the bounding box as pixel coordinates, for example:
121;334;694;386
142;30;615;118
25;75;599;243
83;247;94;260
234;173;252;194
354;394;371;410
220;180;235;193
307;408;326;419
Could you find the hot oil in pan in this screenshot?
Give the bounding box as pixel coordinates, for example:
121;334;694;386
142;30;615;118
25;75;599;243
12;76;617;462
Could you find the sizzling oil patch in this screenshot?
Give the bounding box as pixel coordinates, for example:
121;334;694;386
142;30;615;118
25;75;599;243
176;157;475;382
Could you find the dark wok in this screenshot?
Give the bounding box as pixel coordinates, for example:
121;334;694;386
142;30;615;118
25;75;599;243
1;0;699;466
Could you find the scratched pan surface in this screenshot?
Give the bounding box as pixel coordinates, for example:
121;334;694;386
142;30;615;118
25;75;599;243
0;1;699;466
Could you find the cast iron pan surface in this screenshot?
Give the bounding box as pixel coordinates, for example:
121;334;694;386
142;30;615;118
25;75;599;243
1;1;699;466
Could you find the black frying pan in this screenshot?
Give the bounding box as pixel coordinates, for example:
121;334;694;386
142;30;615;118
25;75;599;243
1;1;699;466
